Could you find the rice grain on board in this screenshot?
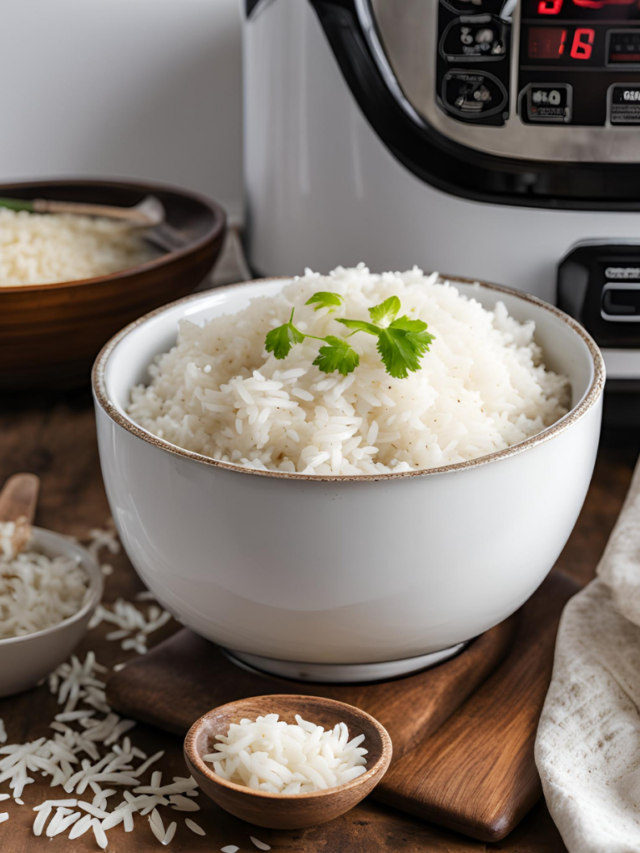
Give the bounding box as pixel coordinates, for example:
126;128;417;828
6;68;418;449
128;265;570;476
0;520;254;850
185;818;206;836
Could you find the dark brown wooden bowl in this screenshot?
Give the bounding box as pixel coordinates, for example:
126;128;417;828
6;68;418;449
0;178;226;389
184;694;393;830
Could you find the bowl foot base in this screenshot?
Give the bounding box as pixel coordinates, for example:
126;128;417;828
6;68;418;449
223;643;468;684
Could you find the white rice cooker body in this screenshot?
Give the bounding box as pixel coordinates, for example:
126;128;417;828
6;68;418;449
243;0;640;381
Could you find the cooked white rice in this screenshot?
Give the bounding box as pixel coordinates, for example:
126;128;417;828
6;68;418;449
128;265;570;476
0;529;89;639
0;209;155;286
204;714;368;794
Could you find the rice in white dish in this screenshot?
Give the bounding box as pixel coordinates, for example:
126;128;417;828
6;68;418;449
0;524;90;639
0;209;155;286
128;265;570;475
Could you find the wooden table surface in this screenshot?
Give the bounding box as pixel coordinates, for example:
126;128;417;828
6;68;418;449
1;387;637;852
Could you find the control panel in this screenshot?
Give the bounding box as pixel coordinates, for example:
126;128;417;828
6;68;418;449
436;0;512;124
436;0;640;126
519;0;640;125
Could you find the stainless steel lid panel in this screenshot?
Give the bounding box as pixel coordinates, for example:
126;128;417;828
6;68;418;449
266;0;640;206
371;0;640;160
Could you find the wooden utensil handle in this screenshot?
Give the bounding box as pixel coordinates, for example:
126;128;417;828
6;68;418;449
0;473;40;523
33;199;151;225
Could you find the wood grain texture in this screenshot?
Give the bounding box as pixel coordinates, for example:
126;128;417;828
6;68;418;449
0;179;226;390
185;695;393;829
106;615;517;760
106;573;574;841
0;387;636;852
375;572;578;841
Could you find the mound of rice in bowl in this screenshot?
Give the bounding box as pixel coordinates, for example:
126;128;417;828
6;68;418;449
0;208;155;286
128;265;570;476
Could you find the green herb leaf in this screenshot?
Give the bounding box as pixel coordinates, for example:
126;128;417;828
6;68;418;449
0;197;35;213
376;318;435;379
391;318;435;360
305;291;344;312
336;319;380;336
376;330;420;379
312;336;360;376
265;321;305;360
389;315;429;333
368;296;401;325
264;292;434;378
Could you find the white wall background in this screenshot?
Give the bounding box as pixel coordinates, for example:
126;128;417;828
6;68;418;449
0;0;244;219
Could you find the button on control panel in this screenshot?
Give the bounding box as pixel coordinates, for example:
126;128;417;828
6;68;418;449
607;30;640;66
602;282;640;320
436;0;511;124
440;16;509;61
609;83;640;123
442;70;508;119
522;83;572;122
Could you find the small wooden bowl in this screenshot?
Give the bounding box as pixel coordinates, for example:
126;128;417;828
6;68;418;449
0;178;226;389
184;694;393;830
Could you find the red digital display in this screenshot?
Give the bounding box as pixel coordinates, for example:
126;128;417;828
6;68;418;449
538;0;564;14
531;0;638;14
527;25;595;58
573;0;635;8
528;25;568;55
570;26;595;56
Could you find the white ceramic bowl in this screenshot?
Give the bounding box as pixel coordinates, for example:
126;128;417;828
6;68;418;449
0;528;103;697
93;276;604;682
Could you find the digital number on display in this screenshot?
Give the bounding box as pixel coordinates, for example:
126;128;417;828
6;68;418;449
528;25;595;59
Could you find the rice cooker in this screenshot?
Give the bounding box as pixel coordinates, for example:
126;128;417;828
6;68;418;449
243;0;640;395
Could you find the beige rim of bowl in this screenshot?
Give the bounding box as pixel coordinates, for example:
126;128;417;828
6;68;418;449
92;274;606;483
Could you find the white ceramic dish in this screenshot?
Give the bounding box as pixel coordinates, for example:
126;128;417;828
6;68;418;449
92;276;605;682
0;527;103;697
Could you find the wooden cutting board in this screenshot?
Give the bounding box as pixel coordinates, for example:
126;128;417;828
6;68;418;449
107;571;578;842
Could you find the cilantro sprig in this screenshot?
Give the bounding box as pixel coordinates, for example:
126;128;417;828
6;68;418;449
264;308;306;360
264;292;434;379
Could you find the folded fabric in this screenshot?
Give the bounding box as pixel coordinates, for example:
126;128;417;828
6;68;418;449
536;461;640;853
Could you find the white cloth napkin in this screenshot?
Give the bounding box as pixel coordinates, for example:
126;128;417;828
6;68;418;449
536;460;640;853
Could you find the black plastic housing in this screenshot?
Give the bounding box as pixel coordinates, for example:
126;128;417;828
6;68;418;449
558;242;640;348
